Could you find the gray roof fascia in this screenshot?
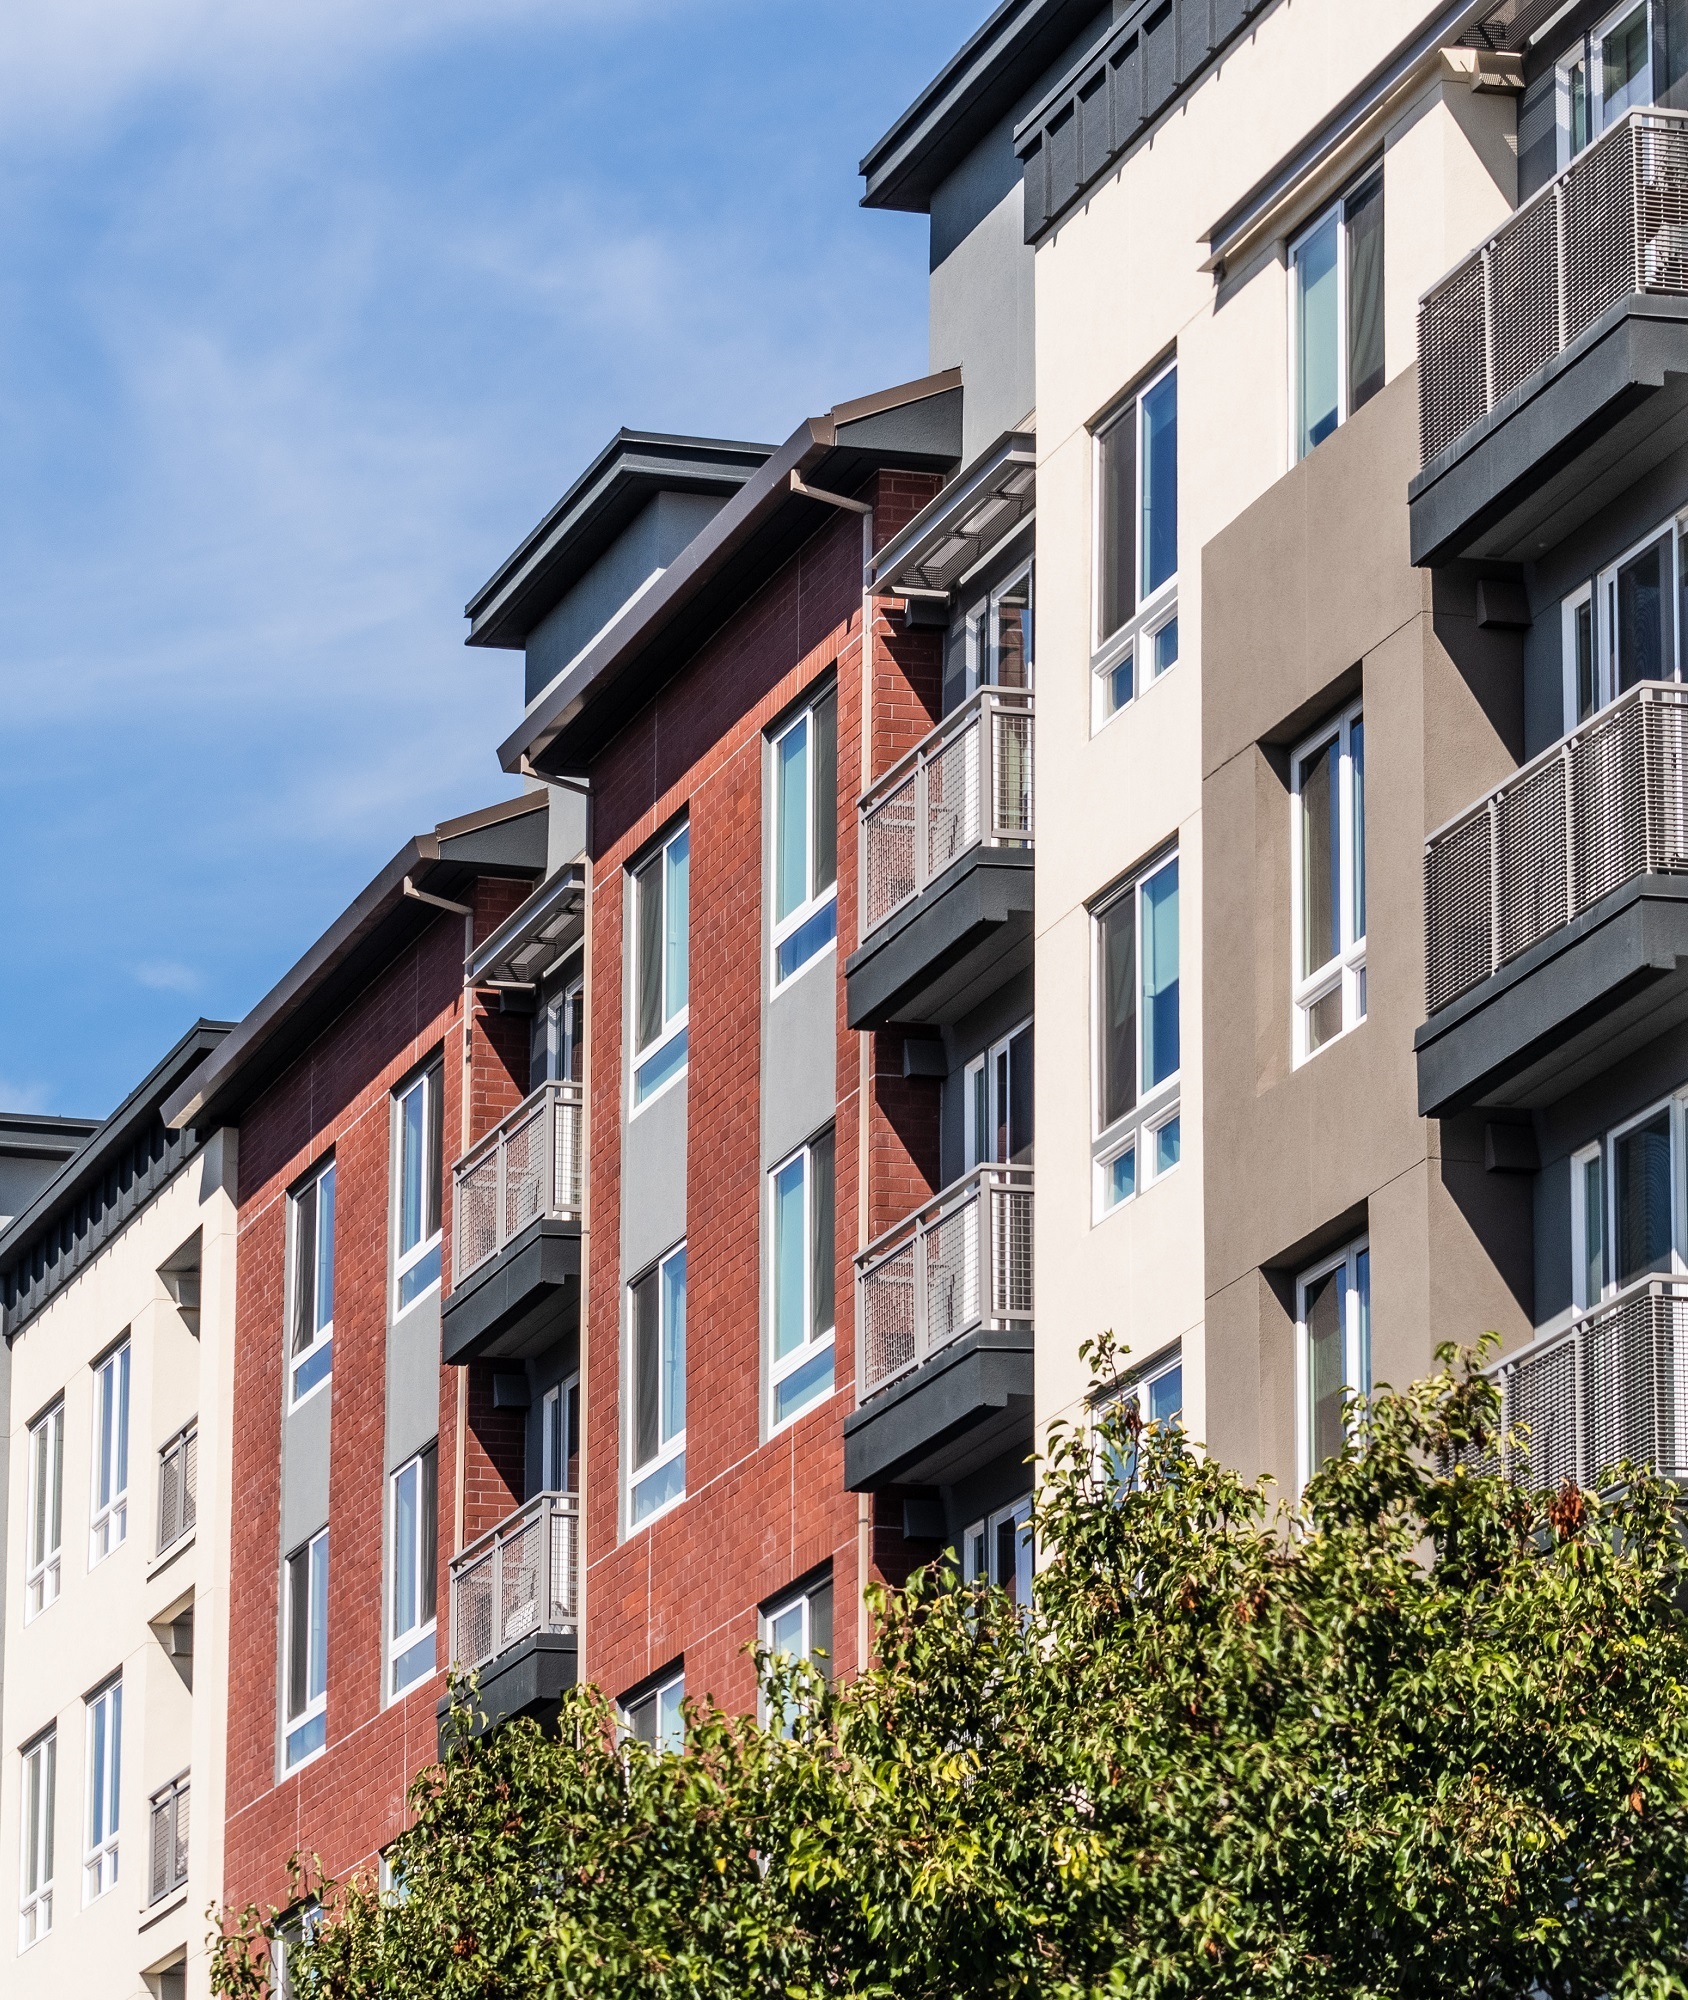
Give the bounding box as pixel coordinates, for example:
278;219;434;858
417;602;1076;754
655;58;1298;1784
466;863;587;987
860;0;1108;213
466;432;774;652
0;1113;99;1160
869;429;1036;595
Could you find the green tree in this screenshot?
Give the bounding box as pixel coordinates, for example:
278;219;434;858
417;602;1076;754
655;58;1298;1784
213;1345;1688;1999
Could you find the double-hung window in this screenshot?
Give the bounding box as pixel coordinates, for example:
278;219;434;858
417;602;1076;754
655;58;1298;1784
26;1401;63;1620
1092;360;1178;724
1573;1094;1685;1311
769;1130;835;1428
629;1246;686;1525
1096;1344;1184;1491
771;688;838;988
965;563;1034;693
622;1669;684;1752
542;1375;580;1492
387;1446;437;1699
393;1064;443;1313
1292;701;1366;1061
283;1531;328;1768
89;1339;130;1565
1092;853;1180;1216
19;1729;55;1949
632;826;689;1106
1297;1239;1371;1488
287;1158;335;1404
964;1021;1034;1169
963;1497;1033;1607
760;1575;834;1730
1562;513;1686;727
1291;165;1384;462
84;1676;121;1901
1559;3;1655;165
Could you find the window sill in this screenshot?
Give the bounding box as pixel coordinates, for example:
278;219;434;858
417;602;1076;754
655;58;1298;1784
625;1483;687;1536
138;1889;188;1933
770;933;837;998
1292;1012;1367;1071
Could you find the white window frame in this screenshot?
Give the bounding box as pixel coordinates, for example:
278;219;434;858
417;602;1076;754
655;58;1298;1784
1570;1091;1688;1312
541;1373;580;1493
1562;579;1598;728
83;1675;121;1903
25;1400;64;1622
769;689;839;993
1091;358;1179;733
621;1669;684;1753
386;1446;437;1702
767;1132;836;1433
1557;1;1655;168
627;1244;687;1529
543;971;584;1085
1291;700;1367;1065
1295;1238;1372;1492
1094;1342;1185;1490
392;1063;444;1317
1091;852;1181;1219
286;1157;335;1407
19;1728;55;1951
283;1530;329;1771
1288;166;1384;466
758;1575;834;1729
630;824;690;1111
1560;512;1686;731
964;560;1035;697
89;1339;130;1567
962;1496;1033;1605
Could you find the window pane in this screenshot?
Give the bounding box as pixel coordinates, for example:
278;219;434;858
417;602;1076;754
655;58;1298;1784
1106;1146;1136;1208
291;1178;317;1355
400;1081;425;1256
1140;369;1177;599
1350;716;1366;943
393;1463;417;1640
1614;1109;1673;1286
1105;648;1135;716
1576;598;1597;721
1295;209;1340;457
774;1344;834;1424
1345;171;1385;411
1300;735;1340;977
1007;1024;1035;1164
97;1360;115;1511
773;1157;806;1361
994;577;1032;689
1306;984;1344;1052
1154;1116;1181;1175
660;1249;686;1446
1147;1363;1183;1426
1569;55;1590;155
421;1445;438;1625
633;1271;659;1469
426;1070;443;1238
315;1166;335;1335
634;1026;688;1102
1153;616;1179;675
1582;1152;1606;1303
1141;861;1180;1091
1305;1267;1345;1468
1096;407;1136;641
656;1679;684;1753
1354;1249;1372;1396
775;717;808;923
812;692;837;893
636;855;663;1052
967;1060;988;1170
809;1582;834;1681
769;1602;804;1658
1616;536;1671;692
288;1551;309;1717
775;901;837;983
665;831;690;1022
1603;4;1651;123
309;1537;328;1703
810;1130;835;1342
1098;895;1137;1128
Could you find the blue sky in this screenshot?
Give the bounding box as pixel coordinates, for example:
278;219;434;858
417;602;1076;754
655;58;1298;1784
0;0;987;1116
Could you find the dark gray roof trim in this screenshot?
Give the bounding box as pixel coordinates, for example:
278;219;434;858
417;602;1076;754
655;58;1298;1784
1458;0;1582;48
466;432;773;653
870;430;1036;597
0;1020;232;1343
161;793;549;1133
502;371;964;777
861;0;1108;213
0;1113;99;1161
466;863;586;987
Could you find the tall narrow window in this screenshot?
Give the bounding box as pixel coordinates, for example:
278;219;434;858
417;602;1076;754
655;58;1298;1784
84;1677;121;1901
622;1670;684;1753
89;1340;130;1565
632;826;690;1105
771;688;838;987
1559;3;1654;165
629;1246;686;1524
394;1065;444;1313
26;1401;63;1620
1093;361;1178;723
1573;1095;1688;1311
1298;1240;1371;1487
543;973;584;1085
963;1497;1033;1607
542;1375;580;1492
964;1022;1035;1170
1097;1344;1184;1492
388;1446;438;1699
1560;513;1688;728
760;1575;834;1731
1573;1142;1607;1311
1292;166;1384;461
288;1159;335;1403
284;1532;328;1768
19;1729;55;1949
770;1130;836;1428
1093;854;1180;1213
966;564;1035;695
1292;702;1367;1062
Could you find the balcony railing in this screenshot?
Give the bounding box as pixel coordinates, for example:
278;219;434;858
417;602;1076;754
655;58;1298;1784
450;1490;579;1673
1424;680;1688;1014
148;1772;189;1905
1420;108;1688;466
1473;1278;1688;1490
856;1163;1033;1402
156;1422;196;1555
452;1078;584;1285
859;686;1033;937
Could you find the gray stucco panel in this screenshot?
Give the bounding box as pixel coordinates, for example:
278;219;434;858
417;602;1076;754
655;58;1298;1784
281;1380;332;1555
386;1293;442;1471
622;1078;687;1280
762;951;838;1168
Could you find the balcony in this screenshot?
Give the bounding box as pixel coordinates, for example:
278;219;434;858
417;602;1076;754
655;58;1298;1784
156;1423;196;1557
843;1163;1034;1491
1411;109;1688;567
148;1772;189;1906
1476;1279;1688;1490
441;1079;583;1364
445;1490;579;1736
1416;681;1688;1115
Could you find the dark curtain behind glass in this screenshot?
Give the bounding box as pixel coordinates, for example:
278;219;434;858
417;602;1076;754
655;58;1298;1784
1346;169;1385;411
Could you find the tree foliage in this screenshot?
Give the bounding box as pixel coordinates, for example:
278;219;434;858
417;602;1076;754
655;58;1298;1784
213;1344;1688;1999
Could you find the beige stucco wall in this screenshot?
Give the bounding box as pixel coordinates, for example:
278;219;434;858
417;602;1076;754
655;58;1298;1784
0;1133;237;2000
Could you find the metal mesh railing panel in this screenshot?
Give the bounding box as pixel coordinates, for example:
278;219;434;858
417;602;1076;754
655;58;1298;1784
924;1196;981;1353
862;774;917;931
992;708;1034;840
1419;256;1488;462
497;1510;545;1650
1424;809;1493;1011
502;1102;548;1241
926;721;981;878
1637;121;1688;294
1494;755;1567;966
1570;695;1650;908
549;1503;577;1624
1644;692;1688;869
860;1244;917;1397
1489;194;1558;404
1505;1335;1579;1493
454;1550;494;1666
451;1494;580;1671
990;1183;1034;1316
157;1425;197;1554
452;1081;584;1283
149;1779;189;1906
554;1093;583;1213
1564;121;1637;339
454;1148;500;1278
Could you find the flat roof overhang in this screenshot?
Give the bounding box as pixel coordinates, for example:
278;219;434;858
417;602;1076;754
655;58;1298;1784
869;431;1035;598
846;847;1034;1031
441;1216;581;1365
466;863;585;989
842;1327;1034;1490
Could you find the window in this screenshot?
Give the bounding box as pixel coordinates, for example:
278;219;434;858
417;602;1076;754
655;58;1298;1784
1561;513;1687;727
1292;701;1367;1062
25;1401;63;1620
965;1021;1034;1171
287;1158;335;1404
157;1422;197;1555
1291;166;1384;461
273;1900;322;2000
631;825;690;1105
1297;1240;1372;1488
622;1670;684;1753
1559;3;1654;166
1092;854;1180;1215
760;1575;834;1730
769;1131;836;1429
89;1339;130;1565
1097;1344;1185;1491
963;1497;1033;1608
542;973;584;1085
147;1771;189;1906
19;1730;54;1950
283;1532;328;1768
771;688;838;987
1093;361;1178;724
965;563;1034;695
393;1064;443;1313
541;1375;580;1493
388;1446;437;1699
84;1677;121;1901
1572;1095;1686;1311
629;1246;686;1525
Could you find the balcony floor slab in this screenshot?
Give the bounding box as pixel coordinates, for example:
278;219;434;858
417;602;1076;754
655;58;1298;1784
843;1325;1034;1491
437;1629;578;1747
442;1214;581;1364
845;845;1033;1030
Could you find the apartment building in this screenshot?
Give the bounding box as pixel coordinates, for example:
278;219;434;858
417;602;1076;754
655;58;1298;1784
0;1023;235;2000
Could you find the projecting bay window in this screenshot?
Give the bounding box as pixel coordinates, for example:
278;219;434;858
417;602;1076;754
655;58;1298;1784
1292;702;1366;1063
622;1669;684;1752
631;825;690;1107
1297;1239;1372;1489
19;1728;55;1950
1572;1094;1686;1312
283;1531;328;1769
388;1446;438;1699
1561;513;1687;728
89;1338;131;1565
628;1246;686;1526
1559;2;1656;166
1092;853;1180;1218
393;1063;444;1314
963;1497;1033;1607
1291;166;1384;462
771;688;838;988
26;1400;63;1620
84;1675;121;1902
1092;360;1178;726
287;1158;335;1405
965;562;1034;695
769;1131;835;1430
965;1020;1034;1170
